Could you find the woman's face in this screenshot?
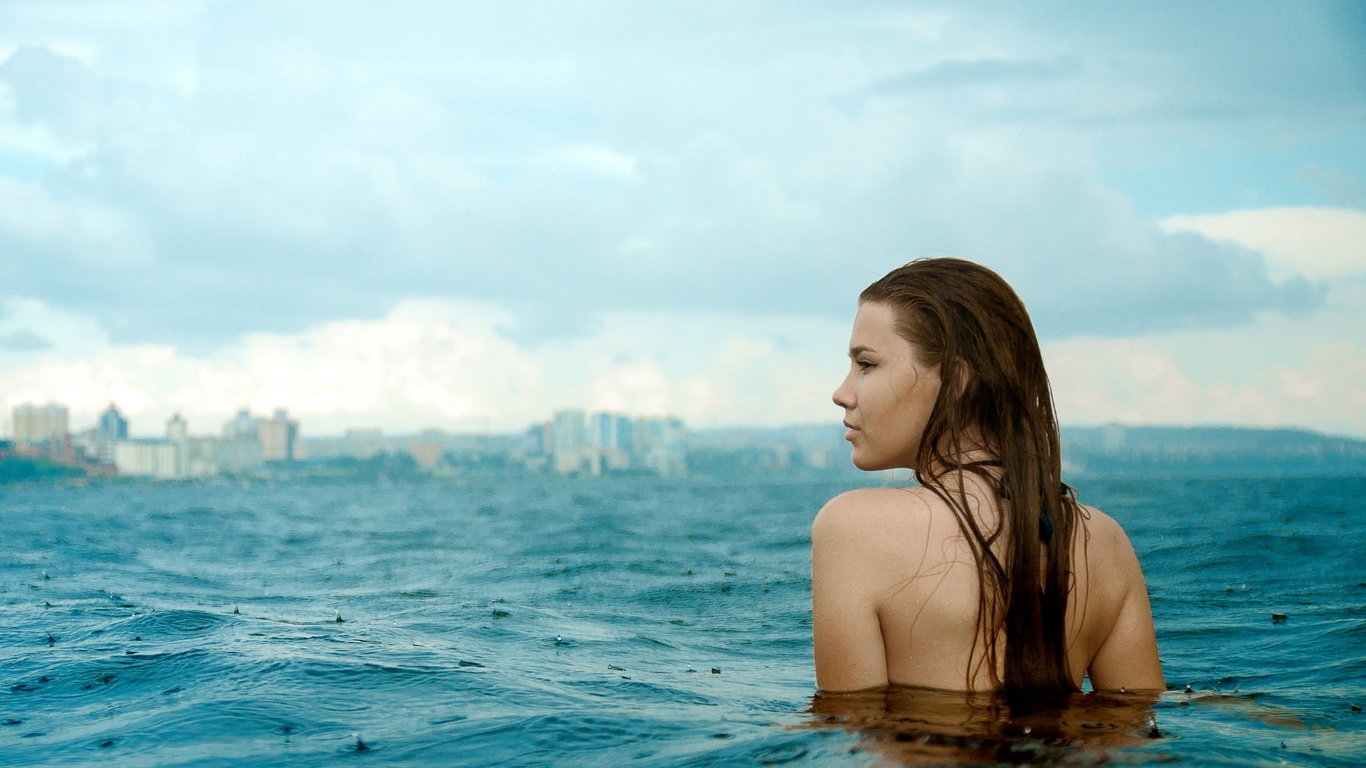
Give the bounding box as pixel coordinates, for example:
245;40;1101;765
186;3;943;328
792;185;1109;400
832;301;942;472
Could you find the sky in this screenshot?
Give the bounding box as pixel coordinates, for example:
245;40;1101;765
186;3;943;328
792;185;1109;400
1;1;1363;438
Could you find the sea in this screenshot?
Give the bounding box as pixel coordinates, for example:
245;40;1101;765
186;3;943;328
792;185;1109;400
2;473;1363;766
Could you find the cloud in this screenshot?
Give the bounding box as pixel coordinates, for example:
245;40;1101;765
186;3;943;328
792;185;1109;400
871;56;1082;94
1045;330;1366;438
1293;165;1366;209
0;328;49;351
0;3;1357;355
0;299;846;436
957;1;1366;124
817;126;1323;336
1160;207;1366;281
1046;337;1208;426
0;45;108;140
0;176;147;265
8;289;1361;438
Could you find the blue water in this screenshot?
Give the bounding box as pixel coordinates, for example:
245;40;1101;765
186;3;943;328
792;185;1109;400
2;475;1363;766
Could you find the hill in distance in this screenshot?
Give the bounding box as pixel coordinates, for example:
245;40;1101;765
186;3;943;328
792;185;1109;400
685;423;1366;479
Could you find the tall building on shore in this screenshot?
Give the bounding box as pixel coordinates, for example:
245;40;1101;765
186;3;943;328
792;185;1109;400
223;408;262;441
259;409;299;462
552;409;587;474
590;412;634;473
114;439;180;480
217;408;265;472
98;404;128;444
550;410;684;476
12;403;69;447
74;403;128;463
166;413;189;477
113;413;190;481
636;416;686;476
166;413;188;443
95;407;129;459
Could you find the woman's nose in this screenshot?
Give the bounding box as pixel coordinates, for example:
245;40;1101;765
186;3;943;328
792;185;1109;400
832;376;853;409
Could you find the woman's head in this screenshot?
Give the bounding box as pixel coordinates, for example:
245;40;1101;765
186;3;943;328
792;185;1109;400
846;257;1076;691
851;257;1053;477
832;301;943;471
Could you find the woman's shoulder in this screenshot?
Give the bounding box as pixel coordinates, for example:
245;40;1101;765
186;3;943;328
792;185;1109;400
1076;504;1135;552
1073;504;1146;589
816;485;937;520
813;486;946;549
1070;502;1165;691
812;487;951;609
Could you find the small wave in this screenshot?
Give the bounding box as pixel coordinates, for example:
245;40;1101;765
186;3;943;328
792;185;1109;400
113;609;234;636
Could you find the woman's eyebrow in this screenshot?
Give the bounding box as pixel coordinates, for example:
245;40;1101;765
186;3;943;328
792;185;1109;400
848;345;875;359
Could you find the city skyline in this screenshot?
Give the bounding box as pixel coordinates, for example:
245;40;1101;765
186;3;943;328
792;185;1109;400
3;398;697;480
1;397;695;441
7;396;1362;485
1;3;1363;438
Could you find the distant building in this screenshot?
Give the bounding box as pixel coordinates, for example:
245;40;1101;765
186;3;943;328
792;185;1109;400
589;412;633;473
202;408;263;474
166;413;188;443
71;403;127;465
525;422;551;455
549;410;685;476
518;422;552;473
115;439;180;480
163;413;221;477
635;416;686;476
215;437;263;474
223;409;262;441
70;427;104;463
615;415;636;456
91;403;129;463
259;409;299;462
552;409;587;474
13;403;69;447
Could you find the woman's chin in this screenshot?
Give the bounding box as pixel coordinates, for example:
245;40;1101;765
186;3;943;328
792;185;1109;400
850;448;919;473
850;453;891;472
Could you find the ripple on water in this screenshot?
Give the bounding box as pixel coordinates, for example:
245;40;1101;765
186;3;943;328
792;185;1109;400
3;477;1364;766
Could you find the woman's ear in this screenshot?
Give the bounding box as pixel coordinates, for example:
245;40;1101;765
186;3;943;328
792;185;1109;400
947;358;972;396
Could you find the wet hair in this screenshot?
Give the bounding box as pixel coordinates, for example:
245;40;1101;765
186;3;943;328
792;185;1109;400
860;257;1079;692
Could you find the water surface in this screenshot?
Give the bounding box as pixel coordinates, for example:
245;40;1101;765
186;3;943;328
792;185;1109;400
2;476;1363;765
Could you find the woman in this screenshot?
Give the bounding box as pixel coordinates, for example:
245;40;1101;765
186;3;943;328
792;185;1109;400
813;258;1163;693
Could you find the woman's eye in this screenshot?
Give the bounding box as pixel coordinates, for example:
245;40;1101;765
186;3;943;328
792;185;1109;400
856;360;874;371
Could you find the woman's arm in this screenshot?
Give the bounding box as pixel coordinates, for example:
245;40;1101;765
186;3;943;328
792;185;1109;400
811;494;890;692
1086;525;1165;692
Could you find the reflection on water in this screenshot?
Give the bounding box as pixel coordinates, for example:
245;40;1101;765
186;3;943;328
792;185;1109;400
808;686;1163;765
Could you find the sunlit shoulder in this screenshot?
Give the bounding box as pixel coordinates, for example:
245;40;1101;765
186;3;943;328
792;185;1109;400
813;487;937;542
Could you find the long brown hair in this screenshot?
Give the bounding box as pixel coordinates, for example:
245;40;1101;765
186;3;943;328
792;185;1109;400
860;257;1079;692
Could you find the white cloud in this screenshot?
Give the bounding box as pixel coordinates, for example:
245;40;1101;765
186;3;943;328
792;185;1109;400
1045;337;1203;426
0;299;847;437
0;5;1343;347
0;115;89;167
1161;207;1366;281
583;359;681;416
3;288;1363;438
1045;330;1366;438
0;3;1362;439
545;145;638;179
0;177;146;263
0;297;110;357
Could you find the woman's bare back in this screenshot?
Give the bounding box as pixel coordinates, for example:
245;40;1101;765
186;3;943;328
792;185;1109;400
811;475;1163;692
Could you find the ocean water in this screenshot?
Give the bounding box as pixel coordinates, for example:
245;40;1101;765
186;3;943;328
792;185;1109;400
2;475;1363;766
